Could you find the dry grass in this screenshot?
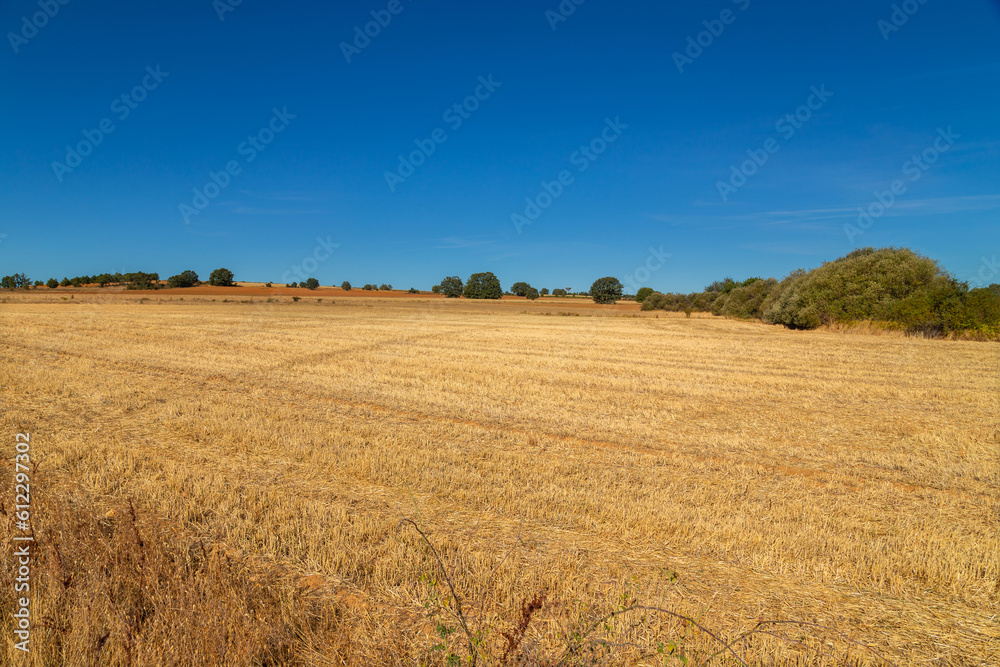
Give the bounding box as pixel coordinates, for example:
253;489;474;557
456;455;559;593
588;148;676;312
1;293;997;666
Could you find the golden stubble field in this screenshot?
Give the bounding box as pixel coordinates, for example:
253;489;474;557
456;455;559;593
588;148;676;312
1;293;998;666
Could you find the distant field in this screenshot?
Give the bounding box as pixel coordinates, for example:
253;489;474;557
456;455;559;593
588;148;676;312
1;294;997;666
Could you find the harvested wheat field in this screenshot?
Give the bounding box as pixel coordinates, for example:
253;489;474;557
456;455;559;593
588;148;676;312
1;295;997;666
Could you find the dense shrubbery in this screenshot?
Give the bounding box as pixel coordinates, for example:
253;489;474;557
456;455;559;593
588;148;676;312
712;278;778;320
643;248;1000;337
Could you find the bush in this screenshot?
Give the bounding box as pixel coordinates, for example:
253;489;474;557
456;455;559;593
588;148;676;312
289;282;298;288
408;287;419;294
431;285;442;294
540;288;550;296
464;272;502;299
304;278;320;290
552;288;567;297
716;278;779;320
705;278;738;295
60;277;71;287
362;284;374;291
167;270;200;288
439;276;464;298
590;277;623;304
635;287;654;303
379;283;391;291
525;287;540;301
640;292;661;311
341;281;352;291
46;278;58;289
209;268;235;287
762;248;939;329
264;282;272;288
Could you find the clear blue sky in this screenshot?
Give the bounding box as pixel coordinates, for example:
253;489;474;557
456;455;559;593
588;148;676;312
2;0;999;292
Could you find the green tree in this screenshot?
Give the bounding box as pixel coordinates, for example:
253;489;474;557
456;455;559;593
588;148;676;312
552;288;567;297
167;270;200;288
209;267;235;286
341;281;352;291
46;278;58;289
379;283;391;291
540;288;550;296
440;276;464;298
464;272;502;299
525;287;540;301
304;278;320;290
635;287;655;303
123;272;159;290
510;282;531;297
590;277;623;304
1;273;29;289
60;277;71;287
431;285;442;294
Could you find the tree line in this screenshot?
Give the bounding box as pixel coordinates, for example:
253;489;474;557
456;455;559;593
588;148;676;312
1;267;629;304
427;273;624;303
1;268;237;290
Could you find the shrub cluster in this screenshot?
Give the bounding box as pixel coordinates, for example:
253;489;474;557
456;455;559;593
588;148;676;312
642;247;1000;337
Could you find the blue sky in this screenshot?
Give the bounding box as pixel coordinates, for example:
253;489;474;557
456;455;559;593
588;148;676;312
2;0;998;292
